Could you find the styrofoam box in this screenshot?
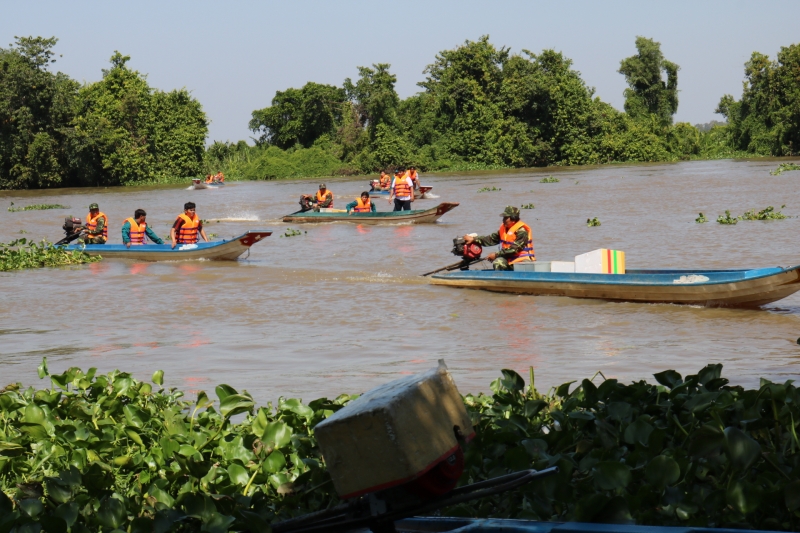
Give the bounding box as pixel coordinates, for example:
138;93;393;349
515;261;575;273
575;249;626;274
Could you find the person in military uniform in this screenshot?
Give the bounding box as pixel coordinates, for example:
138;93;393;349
463;206;535;270
80;203;108;244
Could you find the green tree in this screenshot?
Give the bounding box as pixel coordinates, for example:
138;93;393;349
618;36;679;127
0;36;79;189
716;44;800;155
249;83;346;148
343;64;400;141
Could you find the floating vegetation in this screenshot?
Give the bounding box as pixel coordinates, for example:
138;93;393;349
520;203;535;209
0;363;798;529
17;229;28;234
769;163;800;175
0;238;101;272
207;233;219;238
586;217;601;227
477;186;501;192
716;210;738;224
739;205;787;220
539;176;559;183
280;227;305;237
8;202;70;212
695;213;708;223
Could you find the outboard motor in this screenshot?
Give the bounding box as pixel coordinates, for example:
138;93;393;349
272;361;556;533
55;216;84;245
298;195;314;212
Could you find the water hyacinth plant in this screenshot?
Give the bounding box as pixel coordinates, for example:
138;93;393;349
586;217;601;227
739;206;788;221
280;228;305;237
521;203;535;209
769;163;800;176
0;239;101;272
540;176;560;183
695;213;708;223
3;363;800;530
8;202;70;212
477;187;501;192
716;210;738;225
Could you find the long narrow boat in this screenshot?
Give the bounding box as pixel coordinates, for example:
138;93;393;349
283;202;459;225
396;517;781;533
429;266;800;307
63;230;271;261
369;186;433;198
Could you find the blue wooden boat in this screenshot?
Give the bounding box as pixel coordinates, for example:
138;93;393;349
63;230;271;261
429;266;800;307
283;202;458;224
395;517;781;532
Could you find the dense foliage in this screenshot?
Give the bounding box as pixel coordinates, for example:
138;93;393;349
0;37;208;189
2;363;800;530
0;238;100;271
717;44;800;156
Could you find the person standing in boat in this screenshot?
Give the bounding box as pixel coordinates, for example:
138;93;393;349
408;166;420;190
122;209;164;248
388;168;415;211
81;203;108;244
346;192;377;214
170;202;210;249
463;206;535;270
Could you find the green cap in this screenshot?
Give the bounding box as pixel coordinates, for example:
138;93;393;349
501;206;520;218
319;183;326;189
89;203;99;210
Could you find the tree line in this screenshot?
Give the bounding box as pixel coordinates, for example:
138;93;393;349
1;35;798;189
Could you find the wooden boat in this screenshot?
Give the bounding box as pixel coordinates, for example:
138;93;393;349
63;231;272;261
190;179;223;190
369;186;433;198
396;517;779;532
429;266;800;307
283;202;459;225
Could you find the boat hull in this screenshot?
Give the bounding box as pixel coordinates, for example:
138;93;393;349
63;231;271;261
429;266;800;307
283;202;458;225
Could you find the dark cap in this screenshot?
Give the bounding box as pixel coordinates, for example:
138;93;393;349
501;206;520;218
89;203;99;210
319;183;326;189
394;168;405;174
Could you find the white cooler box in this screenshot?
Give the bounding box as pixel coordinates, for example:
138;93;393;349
514;261;575;273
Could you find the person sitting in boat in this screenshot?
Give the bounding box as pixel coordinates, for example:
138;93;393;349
379;171;391;190
310;183;333;211
346;192;377;215
388;168;415;211
81;203;108;244
204;174;214;184
214;171;225;183
462;206;535;271
122;209;164;248
171;202;210;249
408;166;420;189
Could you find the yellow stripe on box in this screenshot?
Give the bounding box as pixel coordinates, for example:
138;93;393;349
601;249;626;274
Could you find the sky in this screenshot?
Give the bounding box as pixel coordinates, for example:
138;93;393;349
2;1;798;144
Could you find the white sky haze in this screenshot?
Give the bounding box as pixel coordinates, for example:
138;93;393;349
3;1;798;143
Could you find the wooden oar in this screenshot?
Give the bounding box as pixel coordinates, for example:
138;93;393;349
421;258;483;277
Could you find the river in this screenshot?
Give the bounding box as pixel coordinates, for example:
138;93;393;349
1;158;799;403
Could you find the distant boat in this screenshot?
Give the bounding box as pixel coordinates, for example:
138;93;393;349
430;266;800;307
190;178;224;190
283;202;459;225
64;231;271;261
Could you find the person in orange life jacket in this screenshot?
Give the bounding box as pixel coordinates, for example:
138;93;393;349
388;168;415;211
122;209;164;248
408;166;420;189
378;171;391;190
346;192;377;214
81;203;108;244
309;183;333;211
463;206;535;271
214;171;225;183
204;174;214;184
170;202;209;249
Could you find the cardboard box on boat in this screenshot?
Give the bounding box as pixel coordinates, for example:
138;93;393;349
515;261;575;273
575;249;625;274
313;361;473;499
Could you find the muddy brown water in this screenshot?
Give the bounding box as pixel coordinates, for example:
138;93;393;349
2;159;800;404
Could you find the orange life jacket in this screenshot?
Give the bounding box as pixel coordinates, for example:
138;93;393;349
379;174;391;188
176;213;200;244
392;176;412;198
215;173;225;182
205;176;213;183
124;217;148;245
409;170;418;181
353;198;371;213
85;212;108;240
499;221;535;263
317;190;333;208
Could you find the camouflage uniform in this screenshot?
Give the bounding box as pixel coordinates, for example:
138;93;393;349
80;204;107;244
474;206;532;271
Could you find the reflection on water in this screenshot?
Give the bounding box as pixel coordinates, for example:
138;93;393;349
2;159;800;403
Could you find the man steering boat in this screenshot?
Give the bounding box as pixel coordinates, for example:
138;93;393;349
462;206;535;270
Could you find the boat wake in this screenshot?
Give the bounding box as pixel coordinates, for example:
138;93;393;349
423;193;440;198
215;215;260;222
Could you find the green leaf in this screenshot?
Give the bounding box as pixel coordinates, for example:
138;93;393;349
725;426;761;471
0;442;25;457
126;428;145;446
24;403;46;425
196;390;212;409
523;400;547;418
202;512;236;533
181;493;216;521
179;444;200;457
38;516;67;533
653;369;682;388
785;480;800;511
50;372;70;391
45;478;73;503
688;424;724;457
19;498;43;518
500;369;525;392
280;398;314;419
645;455;681;487
219;393;254;418
123;404;150;428
227;463;250;485
606;402;632;422
37;357;49;378
152;369;164;386
97;497;126;529
147;483;175;507
727;479;762;514
54;502;79;527
623;418;654;446
263;450;287;473
262;420;292;449
593;461;631;490
215;384;239;402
